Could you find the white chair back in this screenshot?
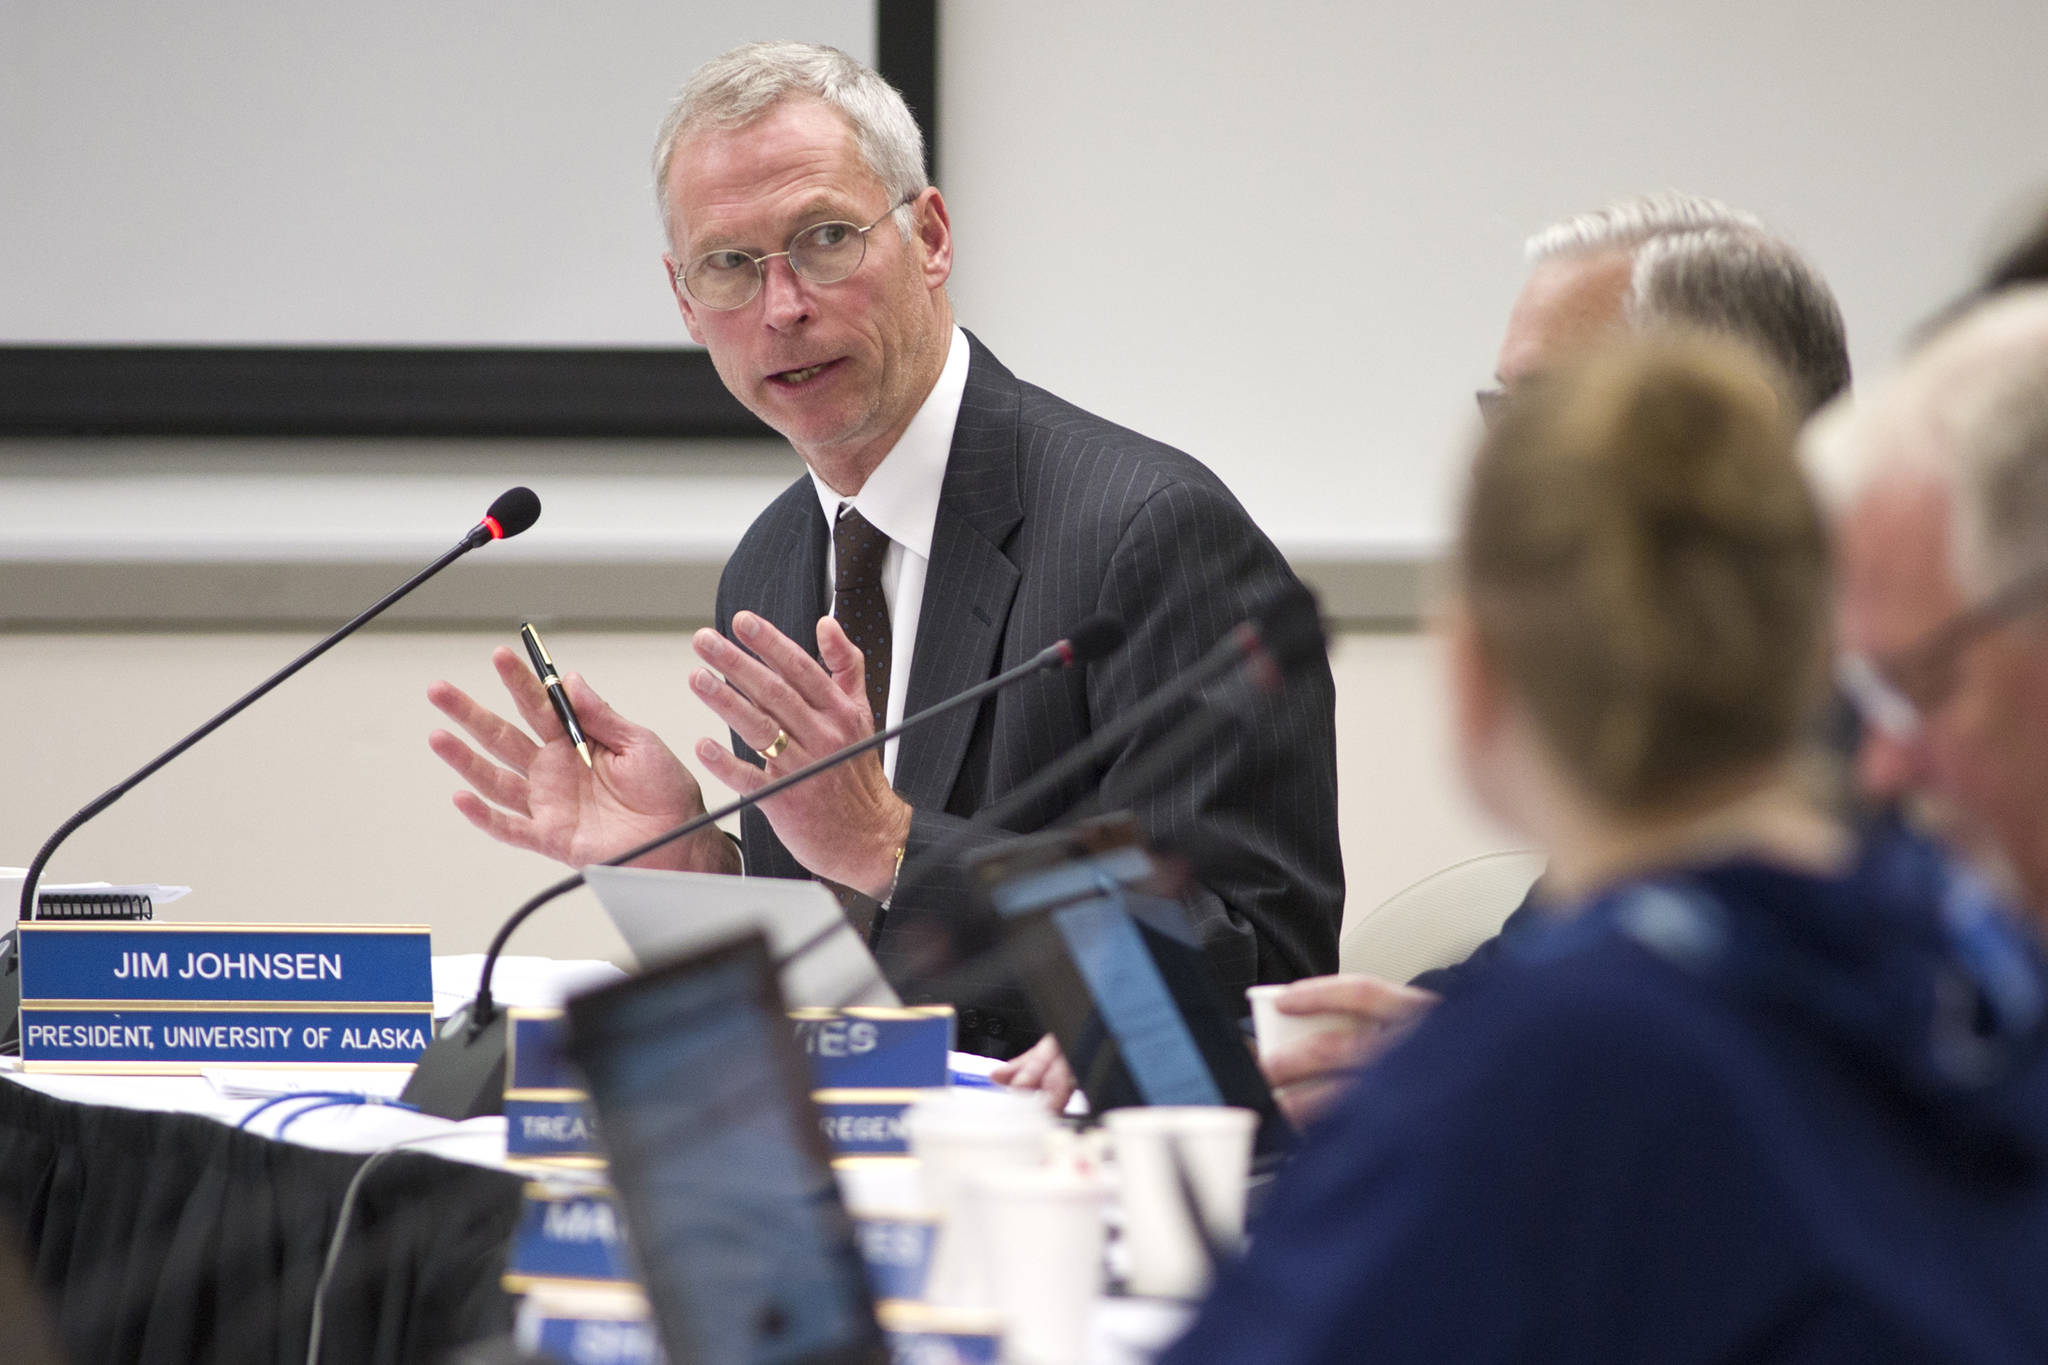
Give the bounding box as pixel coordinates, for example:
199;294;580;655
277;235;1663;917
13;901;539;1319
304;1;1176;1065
1338;850;1547;982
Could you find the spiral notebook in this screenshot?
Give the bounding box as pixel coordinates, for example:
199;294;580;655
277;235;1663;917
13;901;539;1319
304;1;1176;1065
2;870;189;924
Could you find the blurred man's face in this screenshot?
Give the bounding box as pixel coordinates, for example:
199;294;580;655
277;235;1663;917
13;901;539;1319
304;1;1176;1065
1838;472;2048;918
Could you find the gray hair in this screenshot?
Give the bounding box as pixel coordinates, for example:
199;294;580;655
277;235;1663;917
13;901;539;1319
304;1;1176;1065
1529;192;1850;418
1804;285;2048;596
651;41;928;250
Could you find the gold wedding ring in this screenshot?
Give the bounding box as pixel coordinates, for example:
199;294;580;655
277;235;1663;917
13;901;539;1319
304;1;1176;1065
763;729;791;760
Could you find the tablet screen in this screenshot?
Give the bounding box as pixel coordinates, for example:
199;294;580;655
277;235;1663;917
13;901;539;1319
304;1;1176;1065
565;933;886;1365
972;820;1293;1159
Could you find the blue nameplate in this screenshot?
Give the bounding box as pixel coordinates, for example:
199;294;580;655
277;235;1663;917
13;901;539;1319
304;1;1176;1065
852;1214;937;1303
791;1006;954;1090
508;1008;579;1091
503;1186;636;1289
504;1010;602;1161
526;1312;663;1365
506;1098;603;1161
18;1006;433;1070
16;923;432;1004
813;1088;919;1155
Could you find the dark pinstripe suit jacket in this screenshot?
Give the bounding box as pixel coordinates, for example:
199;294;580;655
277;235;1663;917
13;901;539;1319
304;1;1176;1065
714;332;1343;1055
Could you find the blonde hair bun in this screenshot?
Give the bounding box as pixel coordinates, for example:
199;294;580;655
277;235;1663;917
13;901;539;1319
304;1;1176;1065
1460;334;1831;811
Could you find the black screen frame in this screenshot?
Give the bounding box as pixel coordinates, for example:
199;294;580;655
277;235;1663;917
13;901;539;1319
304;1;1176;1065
0;0;937;441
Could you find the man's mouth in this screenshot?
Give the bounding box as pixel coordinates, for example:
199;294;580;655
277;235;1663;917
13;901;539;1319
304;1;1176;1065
768;358;841;388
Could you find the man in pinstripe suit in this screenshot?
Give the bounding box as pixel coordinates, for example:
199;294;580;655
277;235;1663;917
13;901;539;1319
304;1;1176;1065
429;42;1341;1056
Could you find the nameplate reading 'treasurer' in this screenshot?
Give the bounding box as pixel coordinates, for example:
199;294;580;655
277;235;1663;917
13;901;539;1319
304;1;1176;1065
505;1010;602;1162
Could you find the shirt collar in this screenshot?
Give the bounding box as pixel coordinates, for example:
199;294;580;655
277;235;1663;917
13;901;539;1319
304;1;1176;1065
809;325;968;560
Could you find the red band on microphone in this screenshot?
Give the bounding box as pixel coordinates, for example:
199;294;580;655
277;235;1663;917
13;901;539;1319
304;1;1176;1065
483;515;506;541
1055;640;1076;668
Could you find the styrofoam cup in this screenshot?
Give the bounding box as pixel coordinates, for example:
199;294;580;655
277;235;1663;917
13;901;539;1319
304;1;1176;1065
971;1166;1107;1364
903;1088;1055;1308
1246;983;1358;1065
1105;1106;1256;1299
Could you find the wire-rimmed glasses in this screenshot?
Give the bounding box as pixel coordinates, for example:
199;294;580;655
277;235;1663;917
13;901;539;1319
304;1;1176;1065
674;197;915;310
1836;561;2048;741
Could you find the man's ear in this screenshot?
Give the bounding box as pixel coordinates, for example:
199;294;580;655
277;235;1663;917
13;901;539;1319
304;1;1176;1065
663;254;707;346
911;187;953;291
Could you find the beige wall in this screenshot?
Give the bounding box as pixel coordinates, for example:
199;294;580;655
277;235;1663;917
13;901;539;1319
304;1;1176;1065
0;625;1508;967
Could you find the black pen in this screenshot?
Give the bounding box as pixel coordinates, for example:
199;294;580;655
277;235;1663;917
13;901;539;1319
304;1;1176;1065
519;622;594;769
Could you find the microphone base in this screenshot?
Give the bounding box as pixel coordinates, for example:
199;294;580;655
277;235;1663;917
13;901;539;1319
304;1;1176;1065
400;1002;508;1120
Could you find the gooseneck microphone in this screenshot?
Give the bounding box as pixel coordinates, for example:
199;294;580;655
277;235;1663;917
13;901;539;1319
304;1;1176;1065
1;488;541;1052
15;487;541;926
400;612;1126;1119
880;583;1327;926
851;583;1329;1013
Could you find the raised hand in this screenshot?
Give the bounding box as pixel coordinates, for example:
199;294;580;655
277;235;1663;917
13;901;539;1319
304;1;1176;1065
427;647;738;874
686;611;912;896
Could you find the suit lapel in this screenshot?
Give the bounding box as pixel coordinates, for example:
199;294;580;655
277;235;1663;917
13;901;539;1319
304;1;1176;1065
747;490;829;657
894;334;1025;812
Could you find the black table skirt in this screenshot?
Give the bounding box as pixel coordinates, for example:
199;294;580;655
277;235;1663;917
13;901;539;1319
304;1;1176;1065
0;1079;524;1365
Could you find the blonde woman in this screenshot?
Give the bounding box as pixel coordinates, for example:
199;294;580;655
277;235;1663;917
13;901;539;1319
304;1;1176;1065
1163;336;2048;1363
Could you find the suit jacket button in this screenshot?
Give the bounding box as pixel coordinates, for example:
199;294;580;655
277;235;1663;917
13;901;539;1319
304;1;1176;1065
986;1018;1007;1039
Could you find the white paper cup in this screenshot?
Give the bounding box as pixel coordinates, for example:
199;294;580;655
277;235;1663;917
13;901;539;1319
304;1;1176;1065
1246;983;1357;1065
970;1166;1107;1364
903;1089;1055;1308
1105;1106;1256;1300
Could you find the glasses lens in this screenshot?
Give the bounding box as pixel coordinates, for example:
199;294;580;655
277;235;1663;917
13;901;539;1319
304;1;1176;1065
790;221;866;285
683;250;760;309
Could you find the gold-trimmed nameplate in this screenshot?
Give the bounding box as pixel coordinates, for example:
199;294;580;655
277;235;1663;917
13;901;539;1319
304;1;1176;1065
16;922;432;1072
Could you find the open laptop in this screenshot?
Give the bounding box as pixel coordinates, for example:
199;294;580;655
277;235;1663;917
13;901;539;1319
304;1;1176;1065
564;930;889;1365
967;815;1294;1161
584;865;898;1009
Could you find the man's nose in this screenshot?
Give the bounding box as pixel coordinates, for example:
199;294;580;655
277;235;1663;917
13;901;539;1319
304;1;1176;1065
759;255;812;329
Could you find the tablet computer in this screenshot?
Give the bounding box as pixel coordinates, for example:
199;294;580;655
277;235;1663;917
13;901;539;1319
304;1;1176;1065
564;931;887;1365
968;816;1294;1159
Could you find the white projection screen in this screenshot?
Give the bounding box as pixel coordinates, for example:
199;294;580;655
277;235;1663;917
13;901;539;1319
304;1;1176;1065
2;1;878;347
0;1;914;437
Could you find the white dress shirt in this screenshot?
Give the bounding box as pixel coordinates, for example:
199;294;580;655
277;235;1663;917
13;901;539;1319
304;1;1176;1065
808;326;970;783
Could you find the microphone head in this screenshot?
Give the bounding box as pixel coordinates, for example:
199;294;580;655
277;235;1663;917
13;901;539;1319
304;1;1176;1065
1254;584;1327;671
1066;614;1127;665
484;486;543;540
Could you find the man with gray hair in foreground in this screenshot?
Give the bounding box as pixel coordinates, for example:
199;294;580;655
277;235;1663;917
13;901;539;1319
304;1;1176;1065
1257;193;1854;1124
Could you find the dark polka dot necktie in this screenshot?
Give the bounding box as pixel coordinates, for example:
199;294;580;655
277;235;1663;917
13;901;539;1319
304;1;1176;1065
833;503;893;734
